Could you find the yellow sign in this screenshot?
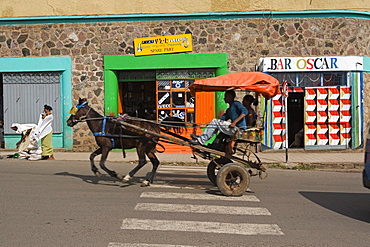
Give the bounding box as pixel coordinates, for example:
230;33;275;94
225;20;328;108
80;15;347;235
134;34;192;56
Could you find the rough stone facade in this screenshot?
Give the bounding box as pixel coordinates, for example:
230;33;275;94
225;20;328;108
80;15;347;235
0;17;369;151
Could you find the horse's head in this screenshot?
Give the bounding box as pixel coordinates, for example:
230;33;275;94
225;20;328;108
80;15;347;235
67;98;90;127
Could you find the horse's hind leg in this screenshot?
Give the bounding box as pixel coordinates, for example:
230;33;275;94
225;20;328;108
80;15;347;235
90;148;102;177
141;151;160;187
98;147;124;180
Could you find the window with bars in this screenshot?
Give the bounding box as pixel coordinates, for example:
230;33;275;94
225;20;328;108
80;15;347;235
156;79;195;121
155;69;215;122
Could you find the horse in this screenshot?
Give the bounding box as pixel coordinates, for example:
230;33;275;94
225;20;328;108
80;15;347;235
66;98;185;186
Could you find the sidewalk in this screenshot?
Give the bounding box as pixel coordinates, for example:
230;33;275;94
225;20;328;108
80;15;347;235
1;149;363;170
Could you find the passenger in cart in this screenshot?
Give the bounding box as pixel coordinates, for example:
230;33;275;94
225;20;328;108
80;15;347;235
242;94;257;128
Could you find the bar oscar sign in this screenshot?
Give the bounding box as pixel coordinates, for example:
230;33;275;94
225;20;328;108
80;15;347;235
259;56;364;72
134;34;192;56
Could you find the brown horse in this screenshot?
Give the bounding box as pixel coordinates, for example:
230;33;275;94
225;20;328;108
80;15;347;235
66;98;183;186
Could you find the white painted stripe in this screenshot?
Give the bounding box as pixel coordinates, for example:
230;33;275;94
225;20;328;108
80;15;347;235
120;218;284;236
135;203;271;215
160;165;206;170
140;192;260;202
159;166;207;172
149;184;199;190
157;171;203;174
108;243;196;247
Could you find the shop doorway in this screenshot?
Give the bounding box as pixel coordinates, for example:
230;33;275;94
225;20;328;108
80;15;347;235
287;92;304;148
119;81;156;120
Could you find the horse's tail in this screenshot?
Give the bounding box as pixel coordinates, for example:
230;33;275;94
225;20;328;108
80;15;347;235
160;117;186;134
151;138;166;153
155;141;166;154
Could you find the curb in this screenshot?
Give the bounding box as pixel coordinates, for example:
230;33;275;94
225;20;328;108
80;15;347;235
263;161;363;172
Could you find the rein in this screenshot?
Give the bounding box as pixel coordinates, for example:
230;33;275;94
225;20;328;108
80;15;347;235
71;102;164;150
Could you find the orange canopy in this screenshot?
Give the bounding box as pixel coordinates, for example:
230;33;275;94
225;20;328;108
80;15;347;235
189;72;280;99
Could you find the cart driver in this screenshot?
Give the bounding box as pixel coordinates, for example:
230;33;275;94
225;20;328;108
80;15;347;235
189;90;248;145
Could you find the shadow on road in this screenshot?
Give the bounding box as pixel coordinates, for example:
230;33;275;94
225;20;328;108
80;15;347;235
54;170;213;189
54;171;139;187
299;191;370;223
155;172;211;187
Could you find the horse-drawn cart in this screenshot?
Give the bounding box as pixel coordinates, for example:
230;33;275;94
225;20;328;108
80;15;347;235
116;119;265;196
115;72;280;196
67;72;279;197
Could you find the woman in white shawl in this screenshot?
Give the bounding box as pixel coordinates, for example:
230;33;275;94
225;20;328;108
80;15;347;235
11;123;41;160
31;104;54;160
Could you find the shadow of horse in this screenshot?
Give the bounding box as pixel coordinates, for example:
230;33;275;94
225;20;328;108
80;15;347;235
54;171;145;187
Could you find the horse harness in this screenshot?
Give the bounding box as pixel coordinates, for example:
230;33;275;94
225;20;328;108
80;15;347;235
71;102;159;150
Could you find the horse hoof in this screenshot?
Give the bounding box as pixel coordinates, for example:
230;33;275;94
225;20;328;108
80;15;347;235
94;171;101;177
122;174;132;183
116;173;123;180
140;180;150;187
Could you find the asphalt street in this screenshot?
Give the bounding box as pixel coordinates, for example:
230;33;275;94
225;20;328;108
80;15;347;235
0;159;369;247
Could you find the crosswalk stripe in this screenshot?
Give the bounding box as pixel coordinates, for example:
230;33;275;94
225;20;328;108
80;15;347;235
148;184;200;190
120;218;284;236
159;166;206;172
135;203;271;215
108;243;196;247
140;192;260;202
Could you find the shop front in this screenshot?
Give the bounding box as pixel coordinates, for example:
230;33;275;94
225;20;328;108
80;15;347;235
259;56;368;150
103;53;228;153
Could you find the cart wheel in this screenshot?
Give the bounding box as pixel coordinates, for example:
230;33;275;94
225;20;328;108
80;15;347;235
241;144;262;169
216;163;250;197
207;158;232;186
243;144;260;162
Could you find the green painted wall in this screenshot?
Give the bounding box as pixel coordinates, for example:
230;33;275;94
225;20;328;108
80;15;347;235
351;72;363;148
103;53;228;116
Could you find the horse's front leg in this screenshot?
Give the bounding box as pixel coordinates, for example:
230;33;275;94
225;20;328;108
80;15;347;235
122;147;147;183
141;151;160;187
90;147;102;177
98;146;124;180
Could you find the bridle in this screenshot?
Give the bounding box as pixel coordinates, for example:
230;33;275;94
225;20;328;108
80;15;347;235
70;101;92;124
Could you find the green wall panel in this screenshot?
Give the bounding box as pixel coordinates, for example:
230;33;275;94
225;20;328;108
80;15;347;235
104;53;228;116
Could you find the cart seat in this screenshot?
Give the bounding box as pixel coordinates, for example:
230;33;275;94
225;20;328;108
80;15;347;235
237;127;263;143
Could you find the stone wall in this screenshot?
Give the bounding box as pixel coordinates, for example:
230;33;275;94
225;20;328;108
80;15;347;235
0;17;369;151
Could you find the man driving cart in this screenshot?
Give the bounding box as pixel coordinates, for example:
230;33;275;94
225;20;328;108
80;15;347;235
189;90;248;146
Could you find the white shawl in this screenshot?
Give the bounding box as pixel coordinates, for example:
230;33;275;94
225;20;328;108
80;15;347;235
11;123;37;134
31;113;53;141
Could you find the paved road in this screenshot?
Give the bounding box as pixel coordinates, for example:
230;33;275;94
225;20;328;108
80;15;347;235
0;160;369;247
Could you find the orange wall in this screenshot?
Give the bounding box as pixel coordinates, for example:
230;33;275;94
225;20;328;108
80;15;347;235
195;92;215;125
